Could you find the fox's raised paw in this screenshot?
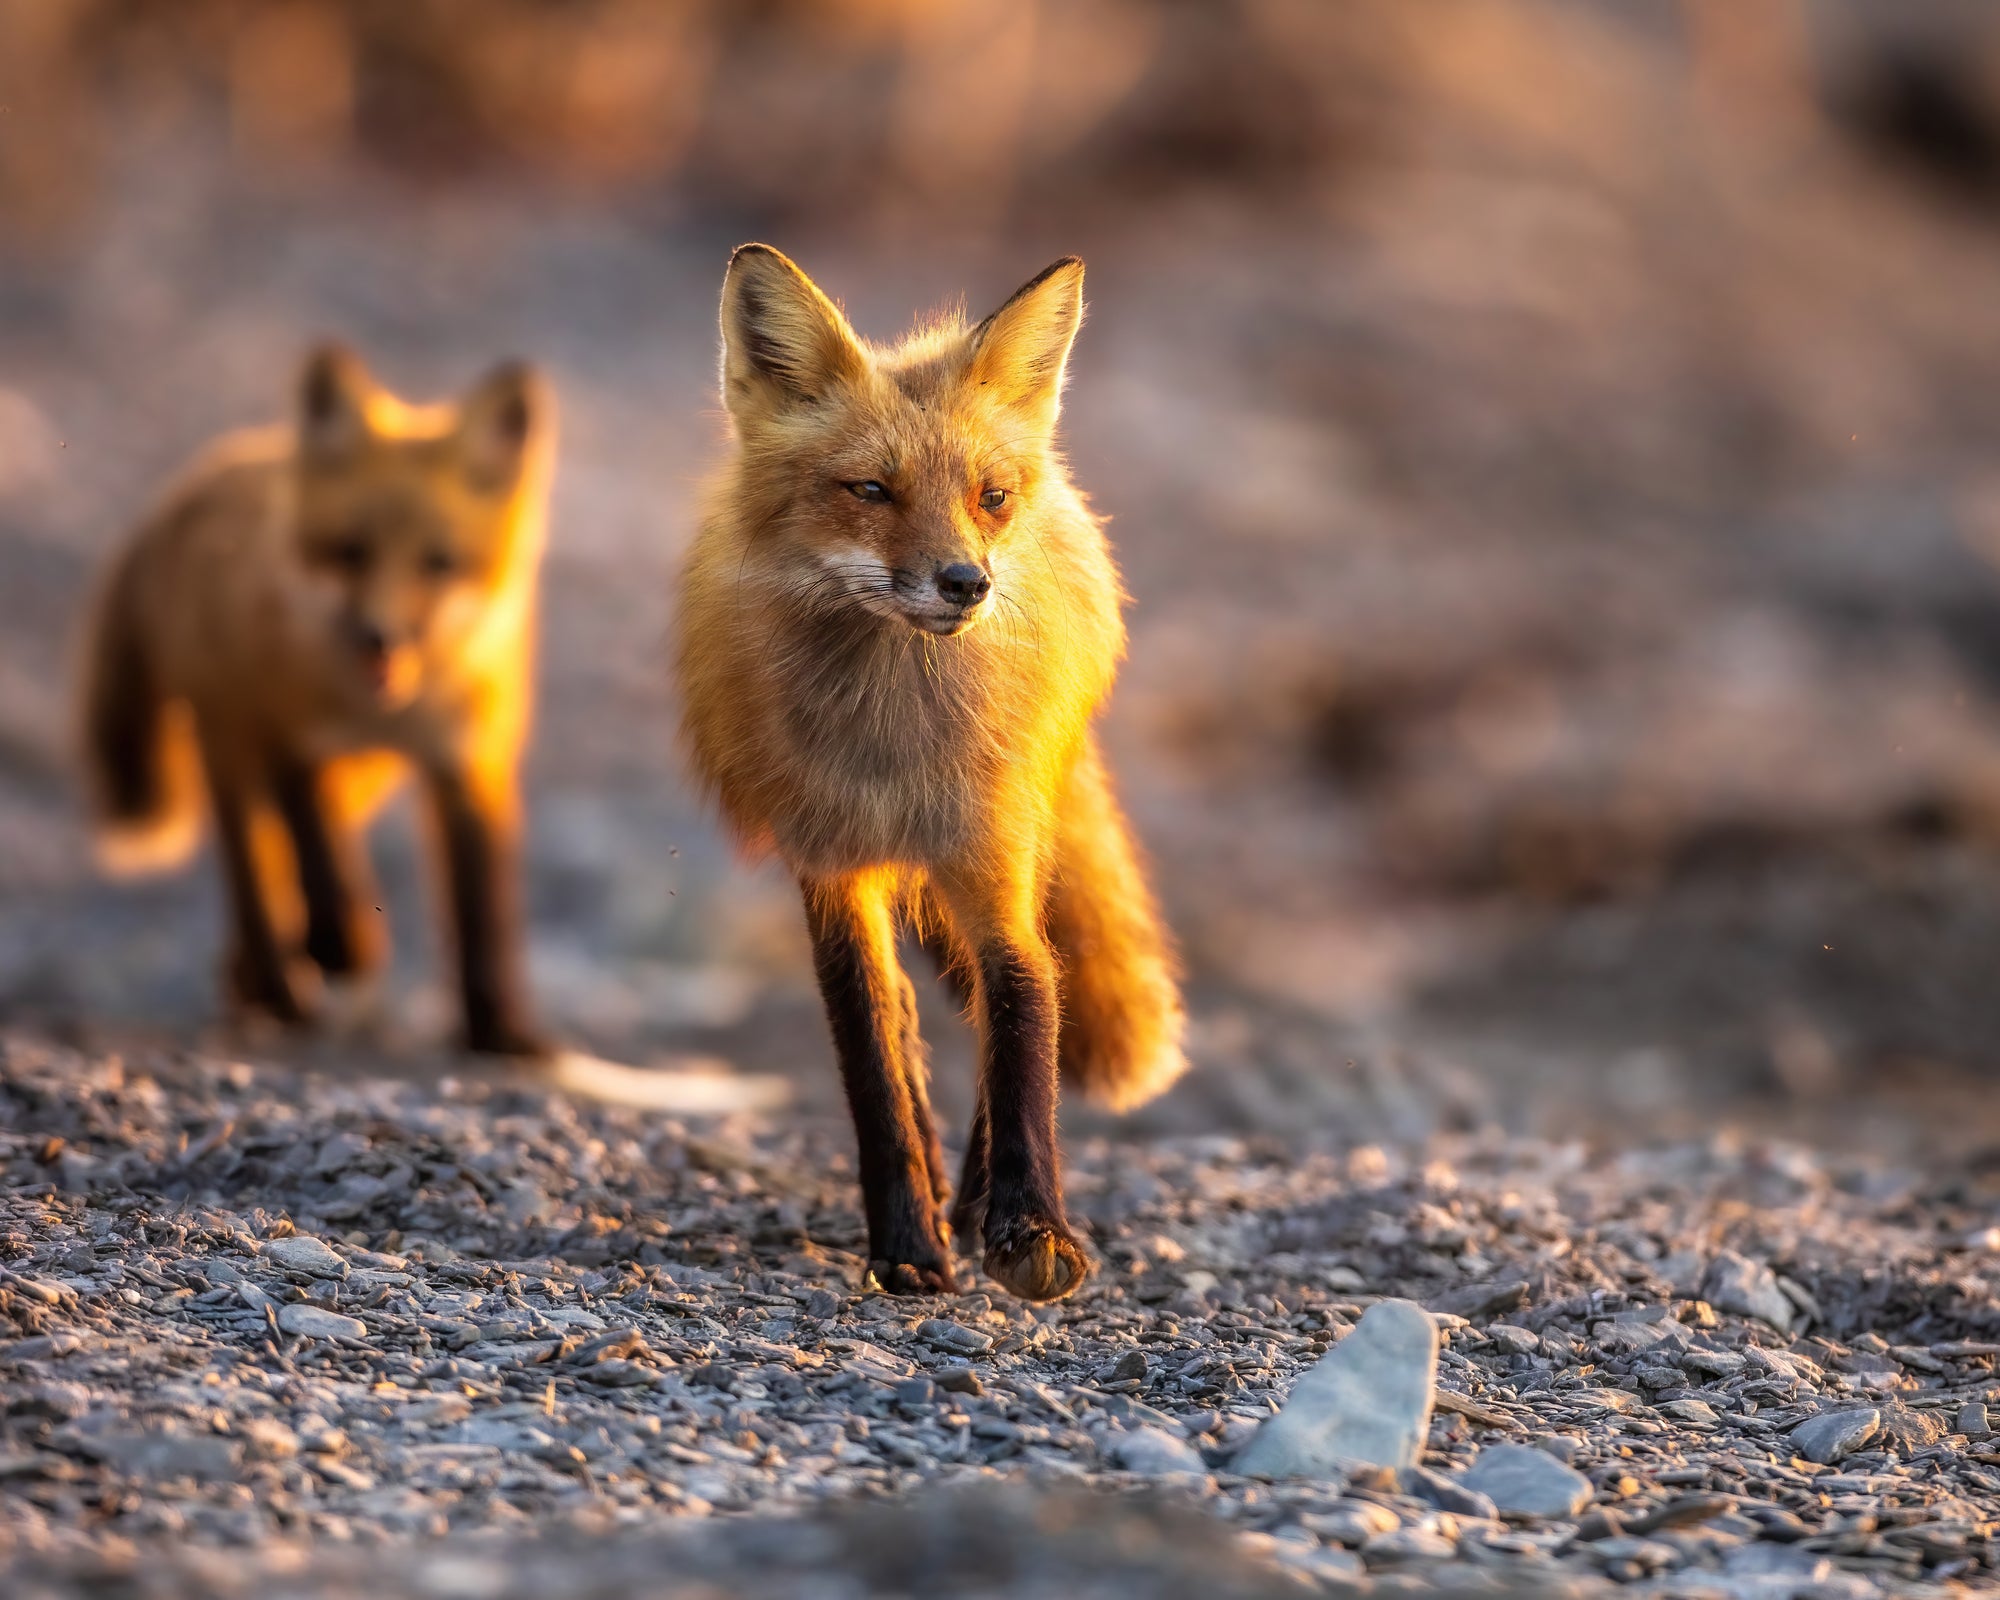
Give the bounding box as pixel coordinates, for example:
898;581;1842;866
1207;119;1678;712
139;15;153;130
983;1214;1090;1303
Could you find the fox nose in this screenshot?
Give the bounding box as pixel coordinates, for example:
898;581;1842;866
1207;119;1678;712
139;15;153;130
935;562;992;607
350;619;389;663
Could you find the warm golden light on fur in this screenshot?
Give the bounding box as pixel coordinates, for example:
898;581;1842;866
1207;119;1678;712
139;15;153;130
677;245;1186;1302
77;345;558;1055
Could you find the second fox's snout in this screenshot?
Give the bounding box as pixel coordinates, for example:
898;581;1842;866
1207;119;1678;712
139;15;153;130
934;562;991;608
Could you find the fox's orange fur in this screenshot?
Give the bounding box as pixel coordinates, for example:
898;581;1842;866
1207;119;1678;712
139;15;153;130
78;346;556;1055
678;246;1184;1300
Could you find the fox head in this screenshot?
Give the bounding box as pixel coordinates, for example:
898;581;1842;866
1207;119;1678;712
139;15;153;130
718;245;1085;638
291;345;555;708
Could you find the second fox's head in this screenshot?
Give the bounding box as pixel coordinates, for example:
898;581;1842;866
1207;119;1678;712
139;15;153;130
290;345;555;708
719;245;1085;638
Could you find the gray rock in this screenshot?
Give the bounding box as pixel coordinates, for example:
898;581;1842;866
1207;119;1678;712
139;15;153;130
262;1235;349;1280
1301;1502;1401;1546
1461;1442;1593;1519
918;1318;992;1357
1400;1464;1498;1519
1790;1407;1878;1465
1702;1251;1793;1331
92;1432;244;1482
1107;1426;1208;1479
277;1303;368;1340
1958;1400;1991;1440
1231;1297;1438;1477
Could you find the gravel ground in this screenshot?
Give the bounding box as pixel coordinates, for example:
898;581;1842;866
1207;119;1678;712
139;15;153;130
2;1034;1998;1596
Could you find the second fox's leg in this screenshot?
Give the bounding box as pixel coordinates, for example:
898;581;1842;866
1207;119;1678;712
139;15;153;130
271;760;386;981
936;868;1089;1302
203;749;312;1026
425;759;547;1057
803;872;956;1294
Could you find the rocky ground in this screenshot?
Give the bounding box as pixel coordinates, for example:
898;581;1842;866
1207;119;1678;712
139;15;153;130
2;1033;1998;1597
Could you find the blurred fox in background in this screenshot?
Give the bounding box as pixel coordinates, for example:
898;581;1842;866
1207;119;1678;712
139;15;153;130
679;246;1185;1301
78;346;557;1057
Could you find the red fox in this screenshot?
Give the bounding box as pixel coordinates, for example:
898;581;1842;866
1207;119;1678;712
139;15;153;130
678;247;1186;1300
77;346;556;1056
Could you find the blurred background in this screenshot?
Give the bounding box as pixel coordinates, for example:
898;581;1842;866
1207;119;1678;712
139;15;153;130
6;0;2000;1154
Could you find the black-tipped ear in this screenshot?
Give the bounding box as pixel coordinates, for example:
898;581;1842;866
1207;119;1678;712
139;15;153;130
298;342;373;463
458;360;552;489
720;244;866;425
970;257;1084;432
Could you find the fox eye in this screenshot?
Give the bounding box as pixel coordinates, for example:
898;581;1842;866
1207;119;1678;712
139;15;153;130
979;488;1009;512
315;537;368;573
422;547;459;577
847;480;891;504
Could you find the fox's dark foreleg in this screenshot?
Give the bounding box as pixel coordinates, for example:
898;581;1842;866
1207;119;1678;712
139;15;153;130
804;873;956;1295
426;761;546;1058
937;869;1089;1302
202;745;313;1026
272;760;385;982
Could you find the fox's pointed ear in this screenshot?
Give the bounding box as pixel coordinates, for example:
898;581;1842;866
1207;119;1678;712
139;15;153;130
298;342;373;464
720;244;866;426
970;257;1084;433
457;360;553;490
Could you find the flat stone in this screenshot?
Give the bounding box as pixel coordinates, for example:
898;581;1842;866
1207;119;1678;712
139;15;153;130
92;1432;244;1482
1108;1426;1208;1479
1703;1250;1793;1331
1302;1502;1401;1546
918;1318;992;1356
1792;1408;1880;1472
1790;1407;1878;1465
1231;1297;1438;1477
262;1235;349;1280
1957;1401;1991;1440
1401;1464;1497;1519
1461;1442;1593;1519
277;1303;368;1340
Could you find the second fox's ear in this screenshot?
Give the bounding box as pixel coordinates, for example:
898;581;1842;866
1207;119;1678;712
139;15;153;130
457;361;553;489
970;257;1084;433
720;244;866;426
298;342;373;464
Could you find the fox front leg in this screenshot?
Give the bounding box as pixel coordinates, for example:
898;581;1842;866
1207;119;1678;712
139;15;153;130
937;869;1089;1303
802;872;957;1295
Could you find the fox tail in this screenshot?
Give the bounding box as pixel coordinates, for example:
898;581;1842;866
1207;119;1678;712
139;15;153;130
1043;738;1188;1111
78;548;201;875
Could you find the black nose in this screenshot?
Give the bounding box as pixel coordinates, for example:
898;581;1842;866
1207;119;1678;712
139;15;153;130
936;562;991;606
351;620;389;662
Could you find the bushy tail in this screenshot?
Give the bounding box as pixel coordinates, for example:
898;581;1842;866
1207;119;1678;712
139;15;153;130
1045;738;1187;1111
78;548;201;875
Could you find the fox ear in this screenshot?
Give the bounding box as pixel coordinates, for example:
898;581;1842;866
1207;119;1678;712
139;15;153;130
458;360;552;489
298;342;373;464
970;257;1084;432
720;244;866;425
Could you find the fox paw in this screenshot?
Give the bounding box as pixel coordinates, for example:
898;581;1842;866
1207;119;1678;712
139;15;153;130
983;1214;1090;1303
867;1255;960;1296
227;950;318;1028
462;1021;556;1060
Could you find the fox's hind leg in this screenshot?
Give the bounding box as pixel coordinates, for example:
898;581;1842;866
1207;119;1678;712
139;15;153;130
803;870;956;1295
425;757;547;1058
892;967;952;1214
272;760;386;983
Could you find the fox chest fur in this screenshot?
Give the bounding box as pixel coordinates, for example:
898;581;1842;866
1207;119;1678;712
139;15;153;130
682;518;1121;876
